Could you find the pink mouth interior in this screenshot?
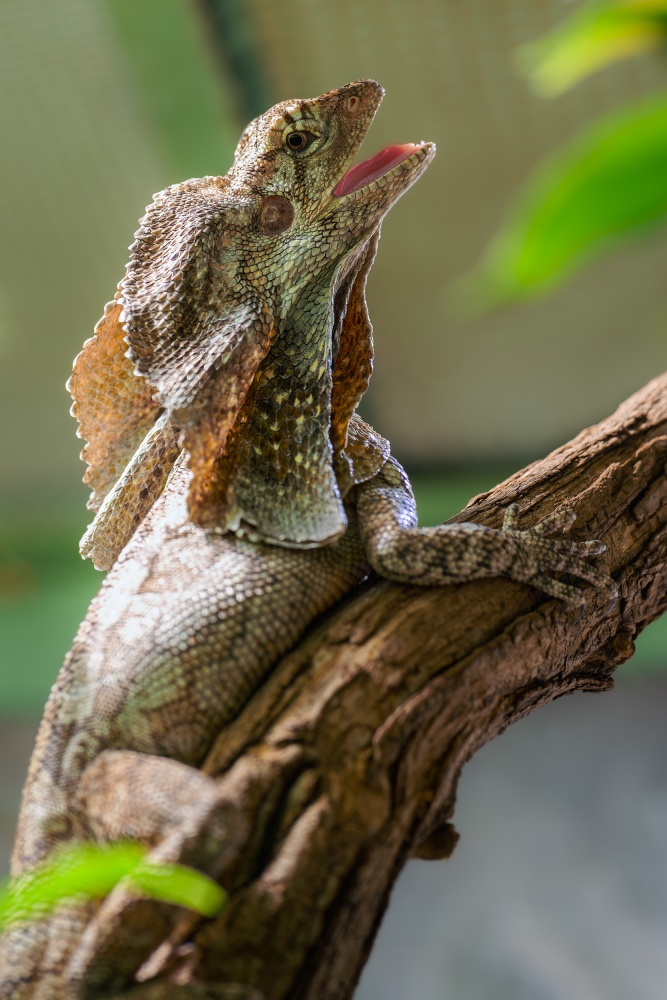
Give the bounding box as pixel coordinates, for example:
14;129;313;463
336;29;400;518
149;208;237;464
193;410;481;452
333;143;422;197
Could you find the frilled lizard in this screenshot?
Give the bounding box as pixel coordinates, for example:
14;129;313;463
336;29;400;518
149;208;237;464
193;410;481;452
0;80;612;999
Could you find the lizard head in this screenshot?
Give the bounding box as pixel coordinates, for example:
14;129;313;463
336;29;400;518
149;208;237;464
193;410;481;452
225;79;435;305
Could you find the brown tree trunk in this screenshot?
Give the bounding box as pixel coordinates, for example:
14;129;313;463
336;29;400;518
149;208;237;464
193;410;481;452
158;374;667;999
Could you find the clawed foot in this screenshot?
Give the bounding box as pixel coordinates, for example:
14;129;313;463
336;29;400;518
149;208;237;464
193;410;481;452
501;503;617;613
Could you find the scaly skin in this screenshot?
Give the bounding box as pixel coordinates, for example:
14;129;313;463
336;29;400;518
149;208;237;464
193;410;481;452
0;81;612;999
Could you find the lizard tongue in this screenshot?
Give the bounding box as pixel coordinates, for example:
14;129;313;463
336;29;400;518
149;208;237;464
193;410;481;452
333;144;422;197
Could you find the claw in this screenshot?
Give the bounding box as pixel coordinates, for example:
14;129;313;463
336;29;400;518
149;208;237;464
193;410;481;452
602;579;619;617
582;539;606;556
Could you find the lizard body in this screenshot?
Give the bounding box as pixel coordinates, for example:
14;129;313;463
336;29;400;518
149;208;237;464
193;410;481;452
0;81;611;998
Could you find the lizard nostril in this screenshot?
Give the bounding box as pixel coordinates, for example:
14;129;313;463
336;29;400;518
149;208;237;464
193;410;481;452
345;95;360;113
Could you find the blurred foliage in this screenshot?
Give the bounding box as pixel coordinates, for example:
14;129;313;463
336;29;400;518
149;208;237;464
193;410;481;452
464;0;667;307
0;841;226;931
107;0;239;179
464;95;667;305
0;514;99;714
518;0;667;96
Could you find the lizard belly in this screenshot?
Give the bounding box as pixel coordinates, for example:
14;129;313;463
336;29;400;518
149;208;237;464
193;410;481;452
11;463;369;875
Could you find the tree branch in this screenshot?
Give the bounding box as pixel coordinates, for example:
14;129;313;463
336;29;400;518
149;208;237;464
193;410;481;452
151;374;667;999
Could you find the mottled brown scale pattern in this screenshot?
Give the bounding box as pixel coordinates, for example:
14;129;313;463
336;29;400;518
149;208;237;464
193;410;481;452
67;295;161;511
79;413;181;570
228;273;344;544
106;79;425;548
119;177;275;531
356;459;608;604
1;81;613;999
335;413;390;496
330;232;378;460
12;462;370;874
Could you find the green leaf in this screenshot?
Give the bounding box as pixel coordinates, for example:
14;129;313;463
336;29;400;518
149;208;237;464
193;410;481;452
0;843;145;929
130;860;227;918
0;841;226;930
518;1;667;96
461;93;667;308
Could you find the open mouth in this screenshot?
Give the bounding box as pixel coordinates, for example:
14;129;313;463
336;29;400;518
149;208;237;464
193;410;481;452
332;143;429;197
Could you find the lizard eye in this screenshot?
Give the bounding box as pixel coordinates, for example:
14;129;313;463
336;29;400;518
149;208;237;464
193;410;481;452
285;130;317;153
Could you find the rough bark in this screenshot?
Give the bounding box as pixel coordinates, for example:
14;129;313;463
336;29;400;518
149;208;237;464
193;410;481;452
155;374;667;999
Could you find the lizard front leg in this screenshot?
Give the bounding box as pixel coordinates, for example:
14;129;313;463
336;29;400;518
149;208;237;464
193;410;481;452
355;457;614;607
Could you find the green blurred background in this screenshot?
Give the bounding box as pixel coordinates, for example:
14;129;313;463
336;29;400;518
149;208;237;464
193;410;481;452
1;2;666;997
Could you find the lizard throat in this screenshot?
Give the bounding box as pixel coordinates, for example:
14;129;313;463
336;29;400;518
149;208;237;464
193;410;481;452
332;143;425;197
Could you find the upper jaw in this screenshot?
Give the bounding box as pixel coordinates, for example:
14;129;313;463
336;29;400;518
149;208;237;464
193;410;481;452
323;80;435;210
